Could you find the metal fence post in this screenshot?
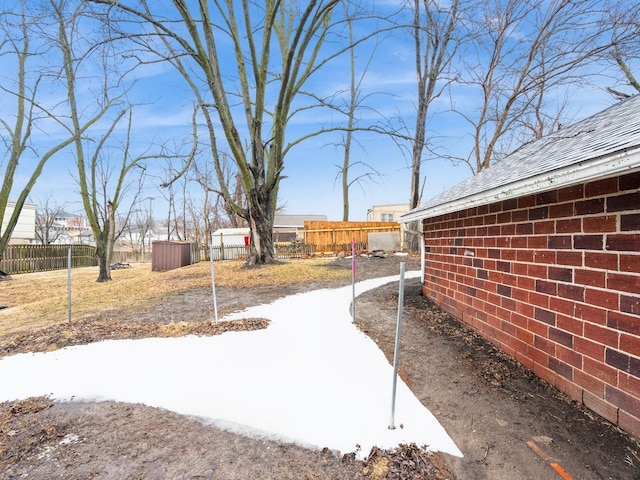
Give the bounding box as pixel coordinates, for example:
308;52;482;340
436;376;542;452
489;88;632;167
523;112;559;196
209;240;219;323
67;248;72;323
351;236;356;322
389;262;406;429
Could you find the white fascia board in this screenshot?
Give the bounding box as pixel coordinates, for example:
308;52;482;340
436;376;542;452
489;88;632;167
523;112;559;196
400;148;640;224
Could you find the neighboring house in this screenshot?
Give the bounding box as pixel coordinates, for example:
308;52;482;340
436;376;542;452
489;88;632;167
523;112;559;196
55;212;89;230
401;96;640;439
367;204;410;223
48;212;91;245
2;202;36;244
273;214;328;242
367;204;410;248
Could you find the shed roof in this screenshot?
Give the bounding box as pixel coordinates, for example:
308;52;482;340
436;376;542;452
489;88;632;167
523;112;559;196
401;95;640;223
212;228;250;236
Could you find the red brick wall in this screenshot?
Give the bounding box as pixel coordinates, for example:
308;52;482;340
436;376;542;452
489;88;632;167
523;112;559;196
422;171;640;437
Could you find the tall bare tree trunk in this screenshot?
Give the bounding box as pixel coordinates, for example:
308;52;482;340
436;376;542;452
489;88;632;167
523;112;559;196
407;0;460;251
90;0;342;265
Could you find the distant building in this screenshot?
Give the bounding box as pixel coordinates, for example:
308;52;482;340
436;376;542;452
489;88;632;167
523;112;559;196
211;228;250;244
365;204;410;249
366;204;410;223
49;212;91;245
210;227;250;260
2;202;36;244
273;214;328;242
55;213;89;229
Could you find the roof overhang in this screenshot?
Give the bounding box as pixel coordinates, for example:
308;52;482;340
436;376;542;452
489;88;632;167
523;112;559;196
400;147;640;224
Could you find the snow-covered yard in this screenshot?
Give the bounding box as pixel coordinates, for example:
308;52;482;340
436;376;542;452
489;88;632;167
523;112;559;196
0;271;461;459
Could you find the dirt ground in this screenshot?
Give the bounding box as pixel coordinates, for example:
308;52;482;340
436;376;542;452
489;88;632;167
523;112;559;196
1;255;639;479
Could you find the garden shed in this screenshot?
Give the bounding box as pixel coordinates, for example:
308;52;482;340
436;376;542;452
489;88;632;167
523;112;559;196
401;95;640;438
151;241;197;271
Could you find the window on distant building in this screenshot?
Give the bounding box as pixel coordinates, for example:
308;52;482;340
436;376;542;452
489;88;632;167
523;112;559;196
381;213;394;222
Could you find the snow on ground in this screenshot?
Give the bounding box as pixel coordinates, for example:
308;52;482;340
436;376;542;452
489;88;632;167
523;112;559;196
0;270;462;459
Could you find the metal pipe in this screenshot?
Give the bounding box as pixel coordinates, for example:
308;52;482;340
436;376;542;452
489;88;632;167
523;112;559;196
389;262;406;429
67;247;72;323
351;236;356;322
209;239;219;322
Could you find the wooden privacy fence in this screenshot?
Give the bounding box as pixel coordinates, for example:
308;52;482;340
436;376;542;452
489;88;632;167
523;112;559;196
1;244;97;274
302;221;400;253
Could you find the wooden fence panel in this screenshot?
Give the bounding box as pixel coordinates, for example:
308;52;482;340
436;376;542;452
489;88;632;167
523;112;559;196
1;245;97;274
303;221;400;252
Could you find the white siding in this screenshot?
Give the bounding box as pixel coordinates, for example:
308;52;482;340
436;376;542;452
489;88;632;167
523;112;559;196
3;202;36;244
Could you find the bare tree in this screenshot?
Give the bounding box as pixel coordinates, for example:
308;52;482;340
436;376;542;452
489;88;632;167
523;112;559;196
183;192;209;245
601;3;640;99
48;0;164;281
156;154;189;242
88;0;360;265
408;0;460;209
208;150;250;231
390;0;460;251
222;171;247;230
163;150;249;244
0;2;77;260
117;210;149;261
73;108;149;282
459;0;609;173
190;153;245;237
33;195;68;245
333;6;383;222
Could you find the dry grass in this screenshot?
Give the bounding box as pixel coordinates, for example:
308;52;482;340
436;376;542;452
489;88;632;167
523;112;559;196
0;258;349;341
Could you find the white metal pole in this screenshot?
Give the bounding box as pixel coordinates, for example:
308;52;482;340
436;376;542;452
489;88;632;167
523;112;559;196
209;240;219;323
420;236;425;285
389;262;406;429
351;236;356;322
67;247;72;323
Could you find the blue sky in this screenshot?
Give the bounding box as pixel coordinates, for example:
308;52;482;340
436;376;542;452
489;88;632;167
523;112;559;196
3;0;627;223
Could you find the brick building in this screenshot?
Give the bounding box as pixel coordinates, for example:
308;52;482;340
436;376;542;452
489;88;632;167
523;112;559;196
401;96;640;438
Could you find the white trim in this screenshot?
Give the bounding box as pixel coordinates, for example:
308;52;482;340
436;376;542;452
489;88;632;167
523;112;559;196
400;148;640;223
